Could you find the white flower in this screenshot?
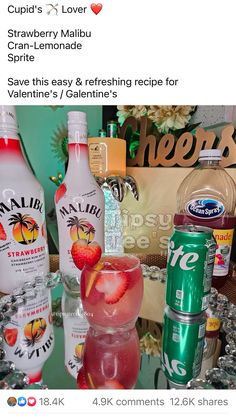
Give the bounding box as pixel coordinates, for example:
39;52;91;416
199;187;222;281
148;105;194;133
131;106;148;120
117;106;134;125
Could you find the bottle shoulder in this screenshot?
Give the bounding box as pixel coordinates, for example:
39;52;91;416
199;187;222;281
55;176;105;203
178;167;236;193
0;168;44;192
0;176;43;189
176;166;236;213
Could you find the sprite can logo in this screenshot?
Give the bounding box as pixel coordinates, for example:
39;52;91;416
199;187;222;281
168;240;199;270
161;352;187;377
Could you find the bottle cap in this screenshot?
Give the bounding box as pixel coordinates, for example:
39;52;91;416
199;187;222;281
199;149;222;161
68;111;87;126
67;111;88;144
0;106;18;131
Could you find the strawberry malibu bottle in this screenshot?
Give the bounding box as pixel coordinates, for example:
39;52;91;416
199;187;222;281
55;111;104;379
0;106;49;294
2;284;54;384
55;111;104;278
62;275;88;379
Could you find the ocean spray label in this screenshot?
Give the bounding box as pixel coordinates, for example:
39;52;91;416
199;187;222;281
186;199;225;219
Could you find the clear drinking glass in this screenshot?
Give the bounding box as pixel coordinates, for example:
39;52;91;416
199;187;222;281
81;254;143;329
79;326;140;389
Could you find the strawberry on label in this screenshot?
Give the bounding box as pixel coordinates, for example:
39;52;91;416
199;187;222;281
55;183;67;204
42;223;47;240
95;272;128;304
3;328;18;347
71;240;102;271
0;223;7;241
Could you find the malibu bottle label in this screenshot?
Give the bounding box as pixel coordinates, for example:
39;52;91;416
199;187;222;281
55;183;104;278
2;289;54;383
0;193;49;293
63;315;88;379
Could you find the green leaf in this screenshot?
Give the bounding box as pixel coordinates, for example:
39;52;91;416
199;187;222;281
129;140;140;159
128;131;141;159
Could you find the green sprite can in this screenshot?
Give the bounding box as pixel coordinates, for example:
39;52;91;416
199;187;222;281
166;225;216;314
107;120;118;138
161;306;206;385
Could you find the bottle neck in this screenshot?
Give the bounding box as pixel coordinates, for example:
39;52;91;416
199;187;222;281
65;143;91;178
68;122;87;145
64;286;80;298
199;159;221;168
0;131;25;164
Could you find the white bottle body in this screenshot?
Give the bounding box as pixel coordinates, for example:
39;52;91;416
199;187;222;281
0;137;49;294
3;288;54;383
56;170;105;277
55;113;104;279
62;291;88;379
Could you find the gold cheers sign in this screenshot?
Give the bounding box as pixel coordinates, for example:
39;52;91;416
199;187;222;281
120;116;236;167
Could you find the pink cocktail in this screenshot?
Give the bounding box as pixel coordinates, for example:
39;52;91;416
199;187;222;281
80;254;143;328
80;327;140;389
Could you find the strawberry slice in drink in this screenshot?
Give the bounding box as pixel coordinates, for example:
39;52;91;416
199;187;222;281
81;270;105;305
98;380;125;389
77;368;96;389
101;256;141;290
77;368;89;389
81;261;104;305
95;272;128;304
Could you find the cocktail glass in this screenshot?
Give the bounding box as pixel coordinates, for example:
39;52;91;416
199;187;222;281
81;254;143;329
78;326;140;389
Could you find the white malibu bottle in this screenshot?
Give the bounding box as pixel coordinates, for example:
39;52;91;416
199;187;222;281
3;287;54;383
0;106;49;294
55;111;105;278
62;276;88;379
55;111;104;380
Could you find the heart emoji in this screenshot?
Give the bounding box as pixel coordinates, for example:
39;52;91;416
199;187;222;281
27;397;37;407
90;3;103;15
